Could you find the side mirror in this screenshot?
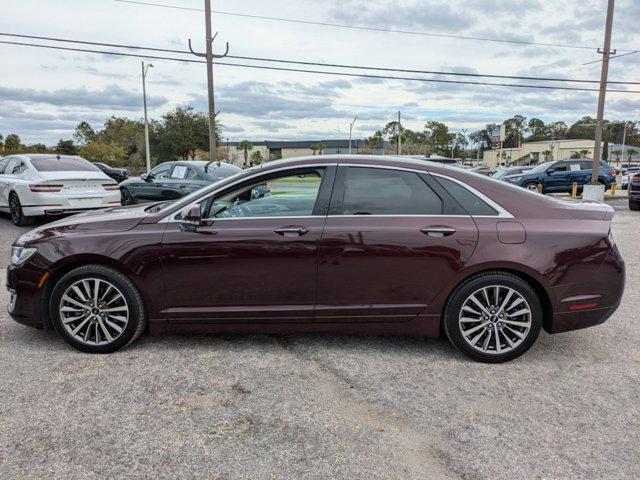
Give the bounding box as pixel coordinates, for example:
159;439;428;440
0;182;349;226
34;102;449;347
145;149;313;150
180;206;202;232
546;169;554;175
141;173;153;182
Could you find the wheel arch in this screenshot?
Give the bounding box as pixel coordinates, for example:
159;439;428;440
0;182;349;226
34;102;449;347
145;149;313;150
41;255;150;330
439;267;553;335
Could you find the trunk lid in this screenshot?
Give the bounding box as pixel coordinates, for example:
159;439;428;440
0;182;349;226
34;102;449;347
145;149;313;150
34;171;115;194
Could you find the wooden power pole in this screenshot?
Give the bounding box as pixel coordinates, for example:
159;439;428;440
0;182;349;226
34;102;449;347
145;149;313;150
188;0;229;162
591;0;616;185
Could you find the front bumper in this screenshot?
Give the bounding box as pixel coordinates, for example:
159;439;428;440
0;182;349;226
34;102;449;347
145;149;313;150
6;265;47;330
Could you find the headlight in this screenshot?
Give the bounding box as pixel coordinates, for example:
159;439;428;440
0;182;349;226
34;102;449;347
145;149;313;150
10;246;37;266
506;176;522;183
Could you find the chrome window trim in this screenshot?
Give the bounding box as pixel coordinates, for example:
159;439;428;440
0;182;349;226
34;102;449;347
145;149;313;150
159;161;513;222
160;163;334;223
428;172;514;218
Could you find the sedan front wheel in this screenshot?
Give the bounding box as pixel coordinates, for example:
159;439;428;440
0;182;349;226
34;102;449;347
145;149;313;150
443;272;542;363
49;264;147;353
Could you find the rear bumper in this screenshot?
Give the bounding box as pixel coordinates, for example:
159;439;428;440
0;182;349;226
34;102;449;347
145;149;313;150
21;191;121;216
547;247;625;334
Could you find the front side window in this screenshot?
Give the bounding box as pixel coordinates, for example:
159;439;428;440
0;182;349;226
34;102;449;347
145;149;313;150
204;170;324;218
340;167;442;215
150;163;172;180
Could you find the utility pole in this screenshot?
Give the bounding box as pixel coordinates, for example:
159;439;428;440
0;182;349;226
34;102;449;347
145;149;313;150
349;115;358;154
188;0;229;162
397;111;402;155
620;121;627;170
141;61;153;173
591;0;616;185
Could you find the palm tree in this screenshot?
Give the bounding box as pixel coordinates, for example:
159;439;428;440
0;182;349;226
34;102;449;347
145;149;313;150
612;149;622;166
236;140;253;168
310;143;326;155
627;149;639;168
541;149;551;162
250;150;263;166
579;149;591;159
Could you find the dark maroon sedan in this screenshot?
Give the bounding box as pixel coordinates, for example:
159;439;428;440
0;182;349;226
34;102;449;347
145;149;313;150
7;156;625;362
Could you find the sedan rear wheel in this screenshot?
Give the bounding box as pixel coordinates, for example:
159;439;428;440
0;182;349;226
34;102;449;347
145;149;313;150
120;187;135;206
9;192;34;227
524;182;540;192
443;272;542;363
50;264;147;353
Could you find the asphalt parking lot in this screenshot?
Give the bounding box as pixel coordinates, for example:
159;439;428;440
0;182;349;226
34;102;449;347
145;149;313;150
0;200;639;479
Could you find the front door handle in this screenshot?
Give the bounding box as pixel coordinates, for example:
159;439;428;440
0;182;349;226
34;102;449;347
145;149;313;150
274;226;309;237
420;226;456;237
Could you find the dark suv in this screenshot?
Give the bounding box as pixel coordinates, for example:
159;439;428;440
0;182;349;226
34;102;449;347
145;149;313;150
629;171;640;210
506;159;616;193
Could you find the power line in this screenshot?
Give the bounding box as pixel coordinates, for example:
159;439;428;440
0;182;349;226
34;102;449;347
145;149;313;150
113;0;637;53
3;39;640;94
2;32;640;86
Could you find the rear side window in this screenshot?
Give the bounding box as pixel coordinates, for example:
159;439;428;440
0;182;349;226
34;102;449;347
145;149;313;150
0;157;10;174
435;177;498;216
341;167;442;215
31;157;99;172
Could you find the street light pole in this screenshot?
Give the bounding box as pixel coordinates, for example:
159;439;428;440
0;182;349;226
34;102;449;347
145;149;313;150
141;61;153;173
349;115;358;154
397;111;402;155
620;121;628;170
591;0;616;185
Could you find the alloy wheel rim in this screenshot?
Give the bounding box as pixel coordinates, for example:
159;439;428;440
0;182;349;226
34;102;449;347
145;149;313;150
59;278;129;346
526;184;538;191
458;285;532;355
10;197;20;223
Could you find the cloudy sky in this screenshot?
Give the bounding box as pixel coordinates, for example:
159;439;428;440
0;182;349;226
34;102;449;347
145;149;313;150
1;0;639;145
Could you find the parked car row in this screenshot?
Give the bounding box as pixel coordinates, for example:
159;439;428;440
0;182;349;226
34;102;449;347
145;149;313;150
119;161;240;205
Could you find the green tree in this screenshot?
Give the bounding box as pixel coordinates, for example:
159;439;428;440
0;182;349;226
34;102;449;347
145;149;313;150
4;133;22;153
23;143;49;153
0;133;4;153
80;141;127;166
310;143;325;155
151;106;211;162
73;121;96;146
249;150;264;166
55;139;78;155
98;116;145;165
503;115;527;148
611;149;623;164
236;140;253;167
423;121;454;154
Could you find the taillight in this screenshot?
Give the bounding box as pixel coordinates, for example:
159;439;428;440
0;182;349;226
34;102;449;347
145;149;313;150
102;183;119;191
29;184;62;192
609;169;616;175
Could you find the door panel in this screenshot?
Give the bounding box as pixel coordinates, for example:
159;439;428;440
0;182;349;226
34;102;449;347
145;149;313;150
316;215;478;322
160;217;324;323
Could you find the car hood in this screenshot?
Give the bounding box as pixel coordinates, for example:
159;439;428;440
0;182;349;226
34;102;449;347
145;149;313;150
18;204;152;244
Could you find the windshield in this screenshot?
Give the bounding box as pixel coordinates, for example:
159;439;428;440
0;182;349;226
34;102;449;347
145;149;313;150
527;162;554;174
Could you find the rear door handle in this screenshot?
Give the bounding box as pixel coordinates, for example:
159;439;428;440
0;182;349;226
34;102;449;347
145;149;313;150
274;226;309;237
420;226;456;237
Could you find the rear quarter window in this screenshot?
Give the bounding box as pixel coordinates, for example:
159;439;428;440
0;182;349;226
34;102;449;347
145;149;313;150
435;176;499;216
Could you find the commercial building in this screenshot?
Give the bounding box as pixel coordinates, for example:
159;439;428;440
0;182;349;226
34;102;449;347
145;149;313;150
482;139;640;168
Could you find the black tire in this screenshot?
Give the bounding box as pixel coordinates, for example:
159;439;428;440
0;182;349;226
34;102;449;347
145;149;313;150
597;178;608;191
120;187;135;206
443;272;543;363
630;199;640;211
49;264;147;353
9;192;34;227
523;182;541;193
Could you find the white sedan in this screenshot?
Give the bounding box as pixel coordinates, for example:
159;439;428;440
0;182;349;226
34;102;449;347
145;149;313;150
0;154;121;226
